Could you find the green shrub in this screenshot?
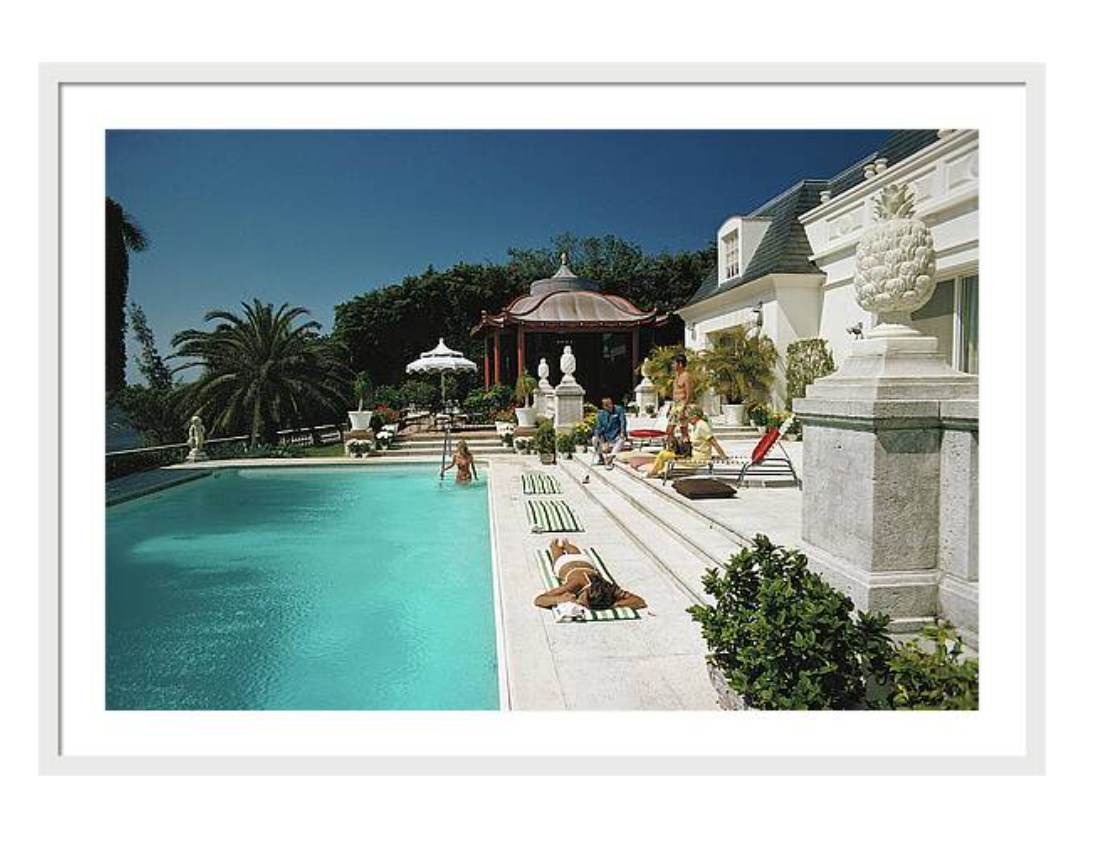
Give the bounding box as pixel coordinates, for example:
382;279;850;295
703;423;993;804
572;413;597;446
534;419;556;455
689;536;980;710
747;402;770;427
353;372;373;411
514;371;537;407
888;622;979;710
785;338;836;411
399;379;437;409
689;535;893;710
556;432;576;455
373;385;404;411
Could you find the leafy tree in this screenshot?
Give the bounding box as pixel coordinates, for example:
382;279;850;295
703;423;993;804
105;198;149;394
172;300;351;446
701;325;778;405
107;302;181;446
332;235;715;389
129;302;174;392
785;337;836;410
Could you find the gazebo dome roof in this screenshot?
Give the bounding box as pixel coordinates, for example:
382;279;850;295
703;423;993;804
471;254;664;335
527;253;601;296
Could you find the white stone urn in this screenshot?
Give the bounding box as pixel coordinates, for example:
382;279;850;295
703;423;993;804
515;405;537;428
348;410;374;432
721;403;746;427
853;184;937;338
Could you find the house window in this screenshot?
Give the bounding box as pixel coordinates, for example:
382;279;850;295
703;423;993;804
722;230;740;279
955;274;979;374
910;272;979;373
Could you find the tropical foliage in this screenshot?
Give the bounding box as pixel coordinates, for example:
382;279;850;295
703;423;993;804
785;337;836;410
105;198;149;393
171;300;350;446
332;234;715;387
701;325;778;405
641;344;709;402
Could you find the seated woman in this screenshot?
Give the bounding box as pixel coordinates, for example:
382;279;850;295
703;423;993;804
647;406;727;477
534;538;647;611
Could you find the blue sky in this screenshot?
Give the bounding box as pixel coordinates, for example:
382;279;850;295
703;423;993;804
107;129;889;382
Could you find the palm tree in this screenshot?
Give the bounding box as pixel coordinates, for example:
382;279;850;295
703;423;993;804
106;197;149;393
172;300;351;446
701;325;778;405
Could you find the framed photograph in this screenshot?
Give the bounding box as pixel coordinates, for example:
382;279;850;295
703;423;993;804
40;63;1044;774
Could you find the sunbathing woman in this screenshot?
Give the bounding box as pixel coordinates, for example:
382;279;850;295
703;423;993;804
441;439;478;484
534;538;647;610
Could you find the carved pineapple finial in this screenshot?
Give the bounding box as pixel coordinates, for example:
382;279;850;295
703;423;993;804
872;184;917;221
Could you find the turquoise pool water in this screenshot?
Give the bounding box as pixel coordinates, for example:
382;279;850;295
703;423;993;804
106;467;499;710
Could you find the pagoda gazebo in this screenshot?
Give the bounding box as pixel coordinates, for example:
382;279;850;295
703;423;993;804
471;255;667;402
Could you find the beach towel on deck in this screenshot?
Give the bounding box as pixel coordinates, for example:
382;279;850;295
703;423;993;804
526;498;583;533
522;472;562;495
536;547;641;621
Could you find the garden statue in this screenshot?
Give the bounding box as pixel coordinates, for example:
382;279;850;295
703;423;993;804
186;415;208;462
559;345;577;384
535;356;555;418
852;183;936;338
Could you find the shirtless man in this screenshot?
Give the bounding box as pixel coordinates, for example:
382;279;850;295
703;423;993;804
534;539;647;611
667;353;692;442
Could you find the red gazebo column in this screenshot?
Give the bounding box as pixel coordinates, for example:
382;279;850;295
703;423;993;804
483;336;491;387
631;328;641;390
517;325;526;380
493;330;501;385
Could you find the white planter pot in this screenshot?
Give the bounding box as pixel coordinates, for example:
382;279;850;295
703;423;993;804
348;410;373;432
721;403;746;427
515;407;537;428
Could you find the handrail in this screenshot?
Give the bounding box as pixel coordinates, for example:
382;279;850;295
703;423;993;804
106;423;344;457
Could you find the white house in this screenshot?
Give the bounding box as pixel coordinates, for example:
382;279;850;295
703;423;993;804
678;130;979;409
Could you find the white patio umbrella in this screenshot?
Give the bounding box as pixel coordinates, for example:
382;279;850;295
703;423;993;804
405;337;478;408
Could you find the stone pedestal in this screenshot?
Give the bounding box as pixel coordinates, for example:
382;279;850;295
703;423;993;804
553;379;585;432
535;379;556;420
635;375;658;414
794;333;978;633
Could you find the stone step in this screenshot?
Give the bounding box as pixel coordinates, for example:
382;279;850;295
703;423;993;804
575;457;750;568
556;456;715;605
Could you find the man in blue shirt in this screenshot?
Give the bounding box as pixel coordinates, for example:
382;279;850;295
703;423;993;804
592;396;627;469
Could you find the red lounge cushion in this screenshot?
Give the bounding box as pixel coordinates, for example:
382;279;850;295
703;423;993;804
672;477;736;499
749;428;780;464
628;429;665;438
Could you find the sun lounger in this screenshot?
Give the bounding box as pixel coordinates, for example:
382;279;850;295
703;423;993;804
662;417;801;488
536;547;640;621
526;498;583;532
521;472;562;495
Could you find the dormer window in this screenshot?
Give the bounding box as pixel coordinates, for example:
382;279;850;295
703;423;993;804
723;230;740;280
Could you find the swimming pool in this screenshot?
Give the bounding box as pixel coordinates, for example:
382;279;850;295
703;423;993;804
106;466;500;710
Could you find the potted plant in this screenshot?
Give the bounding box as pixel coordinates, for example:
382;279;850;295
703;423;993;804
514;371;538;428
534;419;556;465
556;432;576;459
348;371;374;432
747;402;770;434
702;325;778;427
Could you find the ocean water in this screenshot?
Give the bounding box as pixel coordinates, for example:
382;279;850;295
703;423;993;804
106;466;498;710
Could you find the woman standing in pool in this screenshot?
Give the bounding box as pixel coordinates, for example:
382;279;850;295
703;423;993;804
442;439;478;483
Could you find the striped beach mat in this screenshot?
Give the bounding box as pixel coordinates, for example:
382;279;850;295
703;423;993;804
536;547;641;621
526;498;583;533
521;472;562;495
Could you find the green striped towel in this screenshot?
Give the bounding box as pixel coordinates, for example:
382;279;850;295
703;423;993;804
526;498;583;533
536;547;641;621
522;472;562;495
